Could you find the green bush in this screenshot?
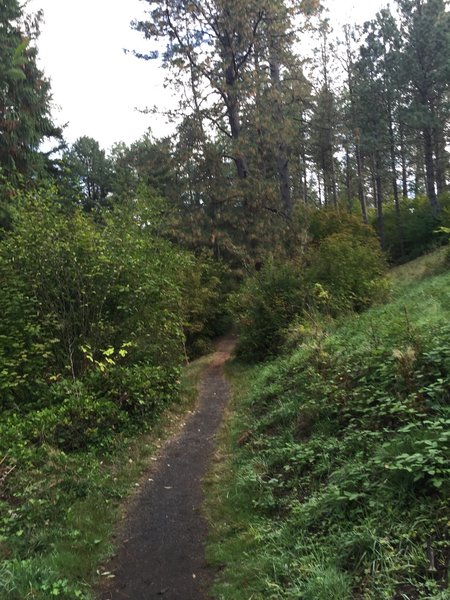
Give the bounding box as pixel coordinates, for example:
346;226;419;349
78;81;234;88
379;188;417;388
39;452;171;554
306;232;389;314
232;260;305;362
232;210;388;362
180;251;232;358
56;401;124;453
0;273;55;409
0;380;127;454
90;363;181;419
0;188;185;409
375;195;450;263
308;207;377;244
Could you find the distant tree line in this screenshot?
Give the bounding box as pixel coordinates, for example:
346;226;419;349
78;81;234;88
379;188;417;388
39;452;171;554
1;0;449;267
129;0;450;264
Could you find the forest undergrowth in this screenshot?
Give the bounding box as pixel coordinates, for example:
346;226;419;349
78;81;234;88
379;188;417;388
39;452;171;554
0;351;212;600
206;249;450;599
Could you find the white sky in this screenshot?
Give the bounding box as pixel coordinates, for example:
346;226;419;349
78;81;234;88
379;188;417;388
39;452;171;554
28;0;387;151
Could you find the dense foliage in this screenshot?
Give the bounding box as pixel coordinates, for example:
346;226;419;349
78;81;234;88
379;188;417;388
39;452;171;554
0;185;226;598
232;210;388;361
0;187;184;404
1;0;450;597
378;195;450;263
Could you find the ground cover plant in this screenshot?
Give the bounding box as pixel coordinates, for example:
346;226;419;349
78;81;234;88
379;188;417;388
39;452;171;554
206;250;450;599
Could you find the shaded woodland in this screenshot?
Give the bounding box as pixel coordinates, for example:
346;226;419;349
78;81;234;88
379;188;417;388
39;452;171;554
0;0;450;598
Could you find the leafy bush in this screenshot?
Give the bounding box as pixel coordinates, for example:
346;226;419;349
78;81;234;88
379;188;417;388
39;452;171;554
180;251;232;358
308;207;377;244
232;210;388;361
0;379;128;456
90;363;180;419
0;187;185;408
0;273;55;409
231;260;305;362
48;381;128;451
306;232;388;313
376;195;450;263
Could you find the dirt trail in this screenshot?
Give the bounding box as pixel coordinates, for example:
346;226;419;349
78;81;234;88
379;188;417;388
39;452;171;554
98;337;234;600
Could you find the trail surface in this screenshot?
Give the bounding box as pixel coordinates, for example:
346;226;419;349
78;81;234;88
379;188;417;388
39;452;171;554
99;337;234;600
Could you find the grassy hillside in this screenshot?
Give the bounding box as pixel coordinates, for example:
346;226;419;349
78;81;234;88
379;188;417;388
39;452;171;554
206;250;450;599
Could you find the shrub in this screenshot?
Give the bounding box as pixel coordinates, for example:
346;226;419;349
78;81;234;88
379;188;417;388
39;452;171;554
232;260;305;362
23;379;128;452
0;188;185;408
308;207;377;245
180;251;232;358
90;363;181;419
375;195;450;263
233;210;388;362
306;232;389;314
0;272;55;410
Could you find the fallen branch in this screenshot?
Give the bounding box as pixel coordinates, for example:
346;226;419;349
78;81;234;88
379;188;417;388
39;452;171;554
0;455;16;486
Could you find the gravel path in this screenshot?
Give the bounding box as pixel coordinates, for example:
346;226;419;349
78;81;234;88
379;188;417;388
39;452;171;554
98;338;234;600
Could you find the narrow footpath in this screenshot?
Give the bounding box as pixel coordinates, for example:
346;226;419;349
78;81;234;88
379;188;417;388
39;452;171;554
99;337;234;600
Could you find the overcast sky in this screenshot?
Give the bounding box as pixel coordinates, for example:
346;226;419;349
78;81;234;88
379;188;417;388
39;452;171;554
28;0;387;151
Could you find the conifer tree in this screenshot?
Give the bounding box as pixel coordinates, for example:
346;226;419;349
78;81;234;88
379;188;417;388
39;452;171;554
396;0;450;213
0;0;58;180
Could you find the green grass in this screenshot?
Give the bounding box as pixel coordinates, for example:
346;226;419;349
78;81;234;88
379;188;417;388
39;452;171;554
0;353;212;600
206;250;450;599
388;246;448;288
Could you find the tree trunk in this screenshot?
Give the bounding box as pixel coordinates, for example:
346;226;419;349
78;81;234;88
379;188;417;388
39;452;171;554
269;56;292;217
357;143;368;223
277;146;292;215
224;58;248;181
434;125;446;196
322;168;328;206
318;171;322;205
301;141;308;203
414;141;425;197
423;126;439;214
399;120;408;198
374;154;385;251
345;144;352;212
343;27;367;223
226;96;248;180
387;100;404;257
331;153;338;207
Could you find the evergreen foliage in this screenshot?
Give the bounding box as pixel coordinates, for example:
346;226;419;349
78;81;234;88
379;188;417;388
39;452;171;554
0;0;59;179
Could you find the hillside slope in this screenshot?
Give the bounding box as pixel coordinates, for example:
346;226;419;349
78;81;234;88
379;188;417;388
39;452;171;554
207;250;450;599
